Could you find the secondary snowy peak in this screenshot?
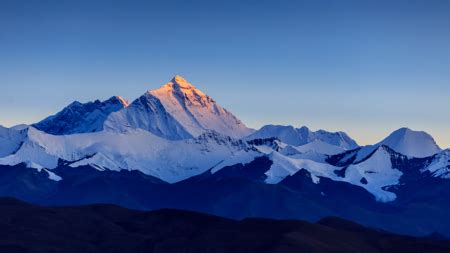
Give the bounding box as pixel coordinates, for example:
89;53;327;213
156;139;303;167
246;125;358;149
376;128;441;158
33;96;128;135
105;75;254;139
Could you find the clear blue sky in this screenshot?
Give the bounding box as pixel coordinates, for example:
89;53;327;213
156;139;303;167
1;0;449;148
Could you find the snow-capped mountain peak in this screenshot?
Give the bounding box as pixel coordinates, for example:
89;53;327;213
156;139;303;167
155;75;199;92
377;127;441;158
152;76;254;138
149;75;211;110
106;76;254;139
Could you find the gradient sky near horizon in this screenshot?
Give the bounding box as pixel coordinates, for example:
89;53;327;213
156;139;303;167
1;0;449;148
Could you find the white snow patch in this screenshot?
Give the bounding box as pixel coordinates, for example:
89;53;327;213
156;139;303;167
22;161;62;181
43;169;62;181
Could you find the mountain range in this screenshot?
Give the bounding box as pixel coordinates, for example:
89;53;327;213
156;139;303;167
0;75;449;237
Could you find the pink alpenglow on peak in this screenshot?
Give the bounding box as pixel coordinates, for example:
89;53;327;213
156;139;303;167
171;75;196;89
151;75;207;100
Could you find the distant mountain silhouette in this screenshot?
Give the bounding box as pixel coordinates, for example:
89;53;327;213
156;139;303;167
0;198;448;253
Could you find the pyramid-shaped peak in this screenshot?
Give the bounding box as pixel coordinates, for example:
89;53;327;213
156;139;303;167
152;75;198;95
129;75;255;139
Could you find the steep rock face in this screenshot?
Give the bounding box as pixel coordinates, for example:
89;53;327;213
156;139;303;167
33;96;128;135
246;125;358;149
104;76;254;139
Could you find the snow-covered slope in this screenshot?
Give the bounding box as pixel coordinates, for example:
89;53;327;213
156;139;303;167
33;96;128;135
265;152;337;184
0;126;27;157
105;76;254;139
344;147;403;202
0;127;259;183
423;149;450;178
294;140;346;155
246;125;358;149
375;128;441;158
264;146;403;202
104;92;192;140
